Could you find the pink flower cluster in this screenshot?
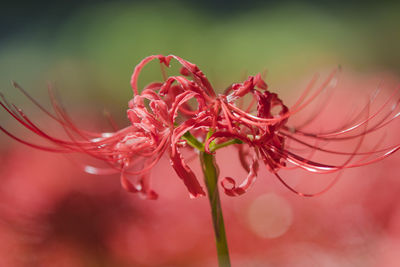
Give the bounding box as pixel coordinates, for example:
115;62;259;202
1;55;399;199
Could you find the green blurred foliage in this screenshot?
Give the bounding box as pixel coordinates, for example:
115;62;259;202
0;1;399;116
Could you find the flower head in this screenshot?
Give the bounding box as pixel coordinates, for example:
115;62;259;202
1;55;399;199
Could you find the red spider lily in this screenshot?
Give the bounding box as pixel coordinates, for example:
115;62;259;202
204;74;400;196
1;55;400;199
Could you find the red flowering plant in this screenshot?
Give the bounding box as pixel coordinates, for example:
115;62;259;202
1;54;400;266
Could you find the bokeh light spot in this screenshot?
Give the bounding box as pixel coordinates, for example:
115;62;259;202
247;193;293;239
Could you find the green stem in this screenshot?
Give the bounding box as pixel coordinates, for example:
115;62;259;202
200;151;231;267
182;131;204;151
210;139;243;152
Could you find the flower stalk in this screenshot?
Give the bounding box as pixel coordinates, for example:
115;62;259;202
184;130;231;266
200;151;231;267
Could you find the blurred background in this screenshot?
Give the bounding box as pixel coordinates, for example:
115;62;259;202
1;0;400;266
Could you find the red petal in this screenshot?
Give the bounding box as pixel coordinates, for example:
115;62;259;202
170;144;205;198
221;154;259;196
121;169;158;200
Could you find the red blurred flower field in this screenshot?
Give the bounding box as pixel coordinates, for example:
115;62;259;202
0;72;399;267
